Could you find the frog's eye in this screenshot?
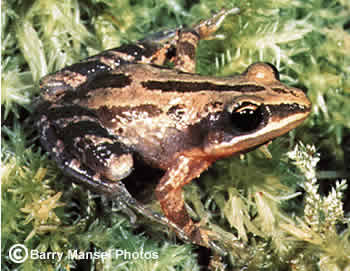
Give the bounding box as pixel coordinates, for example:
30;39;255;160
228;102;265;132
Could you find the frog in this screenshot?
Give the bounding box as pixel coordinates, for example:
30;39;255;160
35;8;311;249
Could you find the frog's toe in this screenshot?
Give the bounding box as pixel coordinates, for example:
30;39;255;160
192;226;227;255
111;200;138;224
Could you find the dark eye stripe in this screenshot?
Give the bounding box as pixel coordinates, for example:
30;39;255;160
268;103;310;118
142;81;266;92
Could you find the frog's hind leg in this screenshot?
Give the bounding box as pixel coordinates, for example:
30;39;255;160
84;29;179;68
36;103;134;195
36;103;190;238
174;8;240;73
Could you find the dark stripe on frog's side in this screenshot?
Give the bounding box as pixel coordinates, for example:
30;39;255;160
59;121;116;141
166;104;187;120
61;73;132;103
43;41;160;101
45;105;98;121
40;60;127;101
96;104;163;127
141;81;266;92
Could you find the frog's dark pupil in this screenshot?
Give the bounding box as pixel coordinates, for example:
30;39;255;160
230;106;264;132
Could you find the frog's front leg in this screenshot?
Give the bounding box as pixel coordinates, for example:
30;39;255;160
36;104;193;237
155;155;213;247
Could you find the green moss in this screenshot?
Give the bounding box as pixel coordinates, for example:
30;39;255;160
2;0;349;270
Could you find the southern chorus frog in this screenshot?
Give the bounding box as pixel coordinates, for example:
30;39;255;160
36;8;311;249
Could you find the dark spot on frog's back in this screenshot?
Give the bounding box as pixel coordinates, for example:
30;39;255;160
61;73;132;102
83;73;132;91
97;104;163;126
167;104;186;120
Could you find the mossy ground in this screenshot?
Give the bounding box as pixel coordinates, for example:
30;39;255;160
2;0;350;270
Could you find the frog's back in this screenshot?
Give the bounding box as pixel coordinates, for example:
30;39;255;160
75;64;214;168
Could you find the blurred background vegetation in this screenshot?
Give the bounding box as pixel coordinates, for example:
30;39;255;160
2;0;350;270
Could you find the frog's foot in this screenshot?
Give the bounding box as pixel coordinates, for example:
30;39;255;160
190;225;227;255
193;8;240;40
127;199;194;243
129;200;226;255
